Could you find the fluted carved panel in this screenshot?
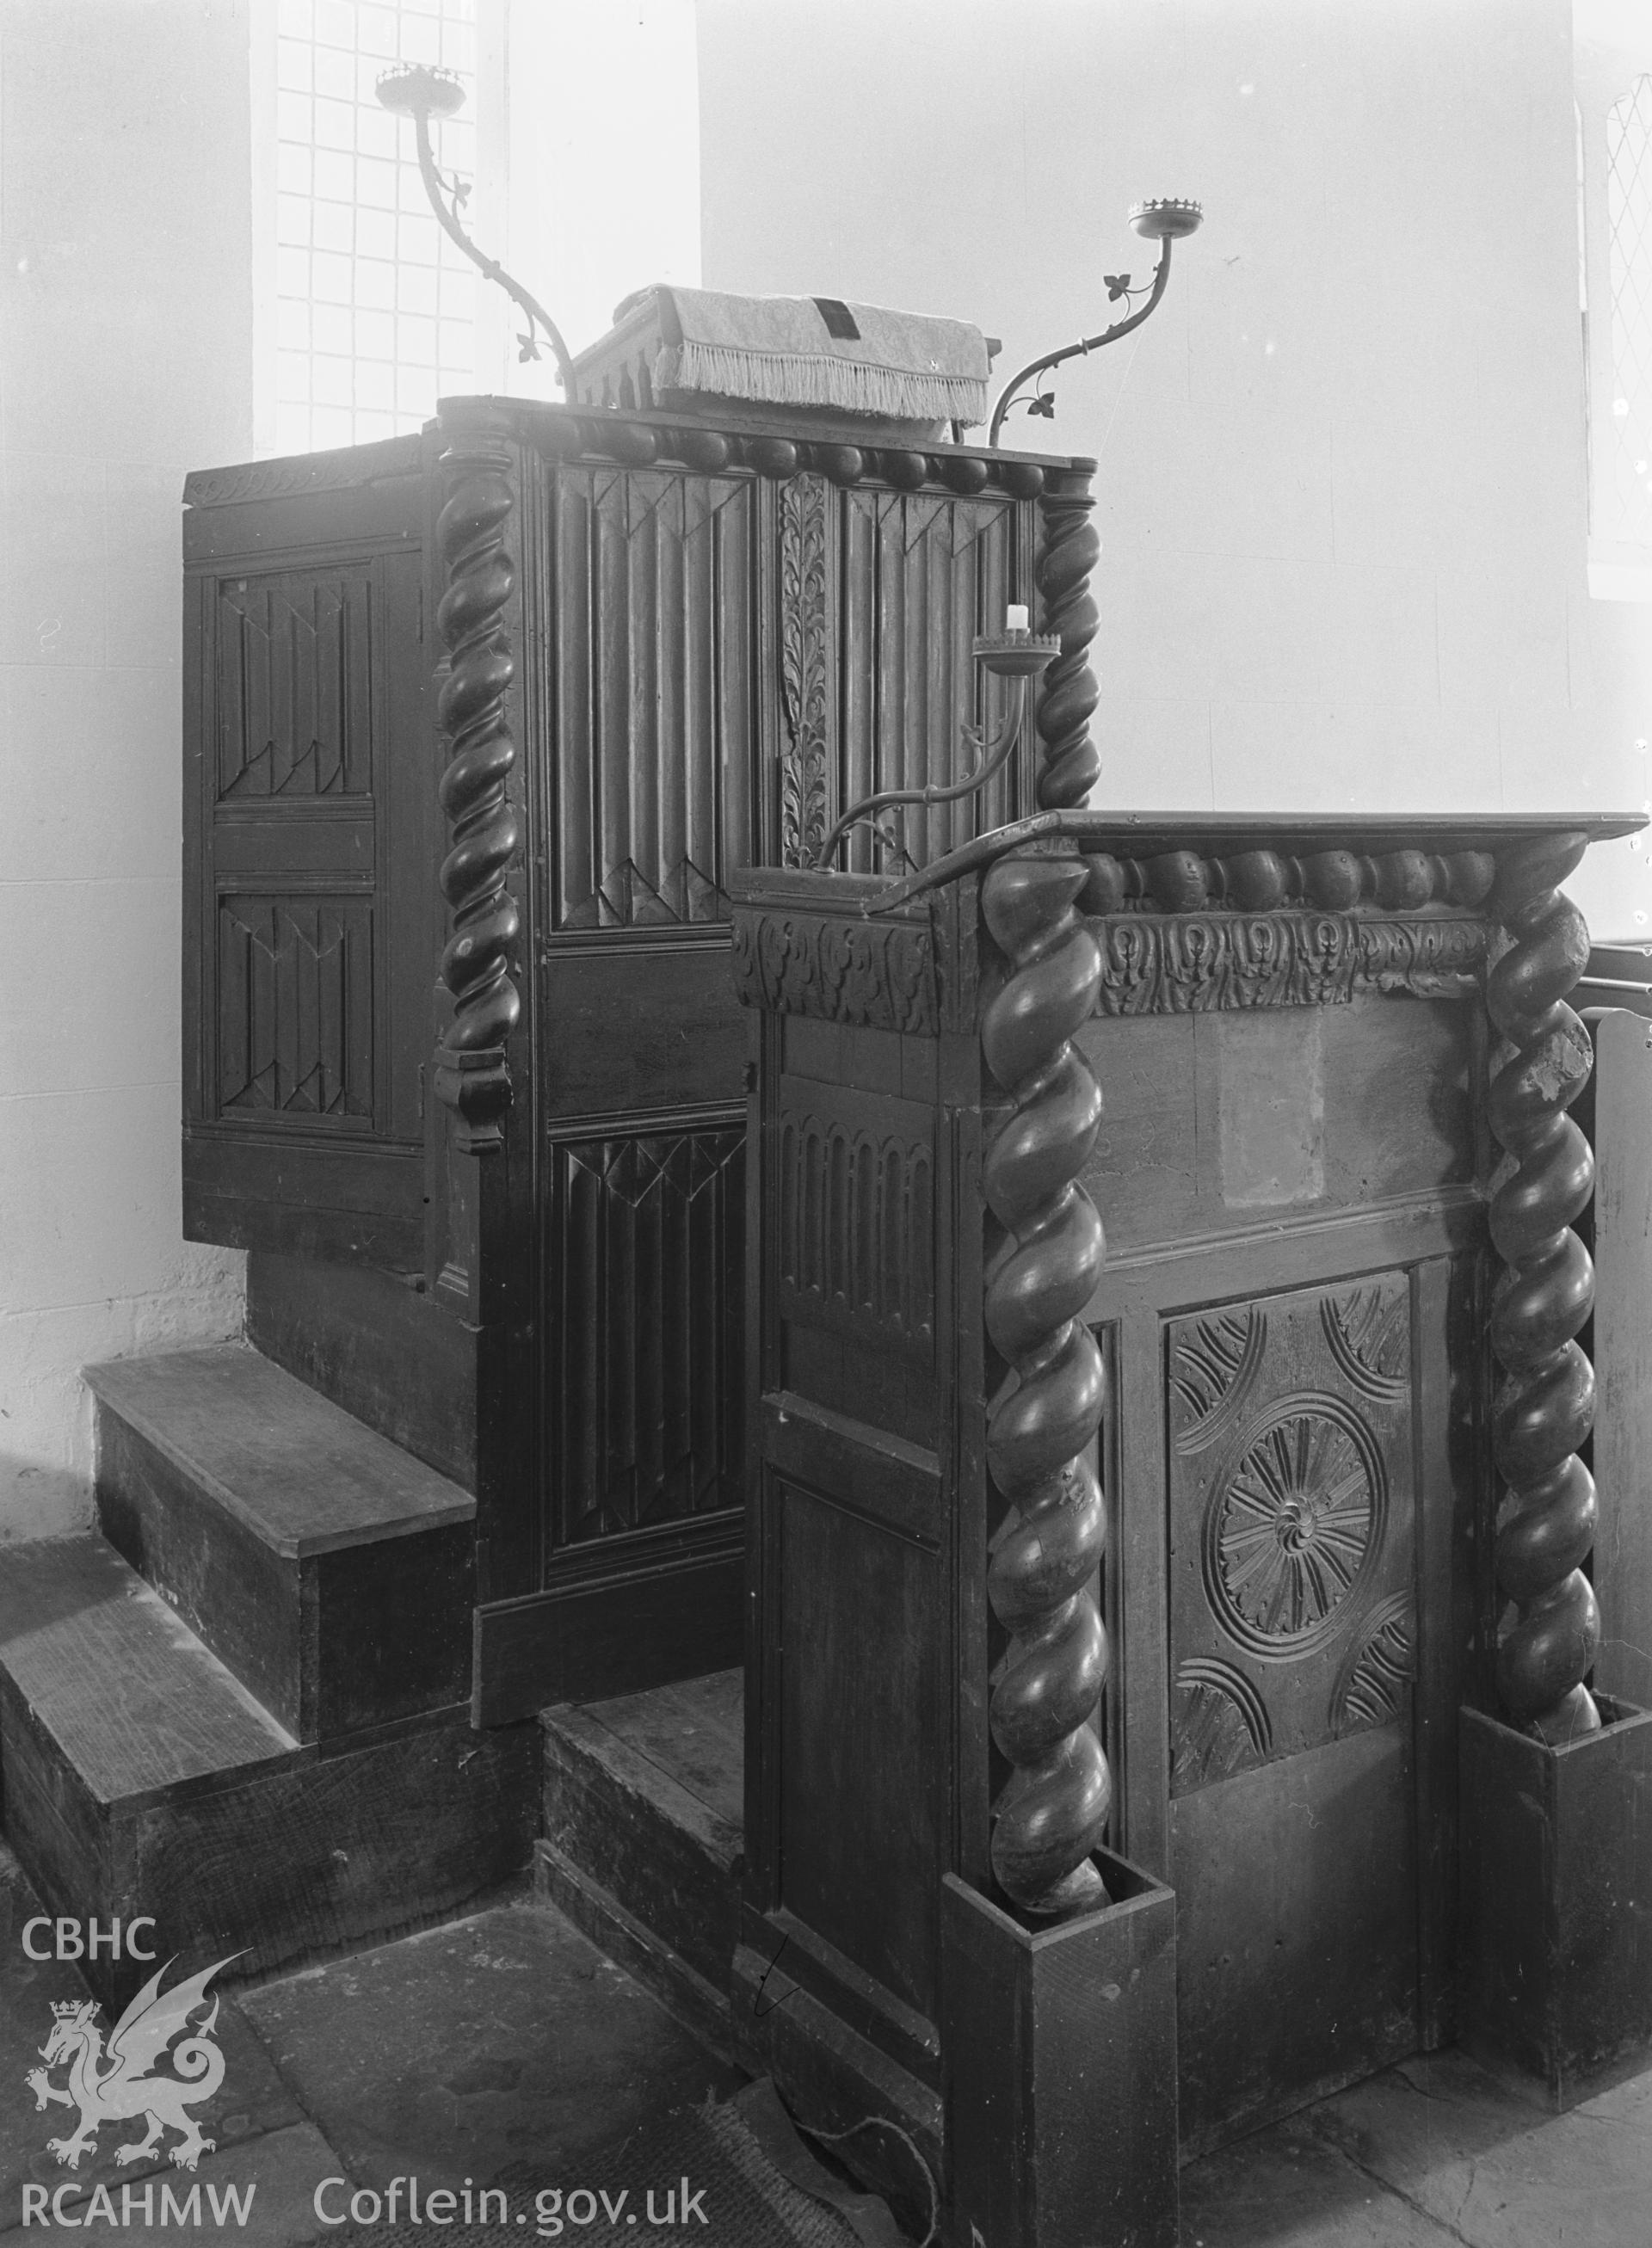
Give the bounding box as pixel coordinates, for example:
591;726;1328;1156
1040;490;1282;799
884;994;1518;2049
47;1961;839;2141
552;1128;745;1545
216;570;373;800
216;896;373;1122
776;1082;934;1359
835;486;1025;870
552;467;755;928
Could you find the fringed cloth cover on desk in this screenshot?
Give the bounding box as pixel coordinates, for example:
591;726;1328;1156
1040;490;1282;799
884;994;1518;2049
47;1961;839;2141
622;282;991;428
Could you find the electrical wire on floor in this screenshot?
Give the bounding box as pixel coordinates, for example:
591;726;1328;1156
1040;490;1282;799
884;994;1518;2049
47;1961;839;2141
796;2114;940;2248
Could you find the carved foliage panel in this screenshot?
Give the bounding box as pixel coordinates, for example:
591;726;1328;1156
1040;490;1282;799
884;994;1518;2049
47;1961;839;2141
216;569;374;799
551;1127;745;1548
778;472;832;868
775;1078;935;1362
1167;1273;1417;1796
551;467;755;928
216;896;374;1122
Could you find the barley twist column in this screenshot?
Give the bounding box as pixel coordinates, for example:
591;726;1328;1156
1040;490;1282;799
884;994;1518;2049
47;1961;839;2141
981;849;1111;1914
1033;465;1101;810
434;416;523;1155
1486;832;1602;1743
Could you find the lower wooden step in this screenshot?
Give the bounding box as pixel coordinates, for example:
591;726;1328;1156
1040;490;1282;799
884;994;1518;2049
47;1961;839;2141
87;1344;474;1740
0;1536;536;2010
539;1671;743;2004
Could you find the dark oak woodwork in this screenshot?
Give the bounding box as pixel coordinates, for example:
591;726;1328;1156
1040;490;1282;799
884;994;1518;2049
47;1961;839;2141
184;404;1075;1715
0;1537;534;2013
733;810;1639;2239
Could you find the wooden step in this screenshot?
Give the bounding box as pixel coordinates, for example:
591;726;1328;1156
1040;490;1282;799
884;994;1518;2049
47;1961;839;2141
0;1536;537;2011
87;1344;474;1740
539;1671;743;2047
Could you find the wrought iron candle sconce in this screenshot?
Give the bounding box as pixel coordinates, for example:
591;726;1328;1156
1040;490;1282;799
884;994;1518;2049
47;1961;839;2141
988;198;1204;447
813;626;1058;871
375;63;577;397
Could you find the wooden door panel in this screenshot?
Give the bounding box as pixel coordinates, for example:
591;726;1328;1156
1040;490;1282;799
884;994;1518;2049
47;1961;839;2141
539;940;747;1124
1166;1271;1421;2149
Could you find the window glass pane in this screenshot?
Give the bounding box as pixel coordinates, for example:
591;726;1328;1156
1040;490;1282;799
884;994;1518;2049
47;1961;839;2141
272;0;477;448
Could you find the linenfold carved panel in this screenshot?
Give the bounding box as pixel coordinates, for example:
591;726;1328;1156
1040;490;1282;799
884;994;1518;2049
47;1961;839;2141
1168;1272;1415;1795
551;467;755;928
216;571;374;799
1093;913;1489;1015
776;1081;935;1359
216;896;373;1121
552;1128;745;1544
835;487;1023;870
730;909;937;1033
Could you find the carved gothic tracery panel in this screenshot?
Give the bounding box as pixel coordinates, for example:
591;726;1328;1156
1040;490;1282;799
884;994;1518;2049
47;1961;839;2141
217;571;374;800
552;1127;745;1545
216;896;373;1122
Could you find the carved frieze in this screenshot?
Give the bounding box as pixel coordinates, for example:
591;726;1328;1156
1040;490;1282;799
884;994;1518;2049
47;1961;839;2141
1092;911;1490;1015
730;908;937;1033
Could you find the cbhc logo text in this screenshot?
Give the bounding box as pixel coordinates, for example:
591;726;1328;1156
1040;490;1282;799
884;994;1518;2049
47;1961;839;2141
21;1920;157;1962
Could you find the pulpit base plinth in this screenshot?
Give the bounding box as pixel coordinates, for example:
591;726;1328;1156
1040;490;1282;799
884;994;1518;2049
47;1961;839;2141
1460;1700;1652;2107
941;1852;1180;2248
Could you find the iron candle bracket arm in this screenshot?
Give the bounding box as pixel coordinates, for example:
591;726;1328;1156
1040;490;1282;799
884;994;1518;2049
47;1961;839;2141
376;65;579;399
811;633;1059;871
987;197;1204;447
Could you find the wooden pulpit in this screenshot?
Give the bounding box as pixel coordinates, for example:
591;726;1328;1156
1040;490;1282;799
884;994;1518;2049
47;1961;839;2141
181;398;1089;1721
731;808;1652;2245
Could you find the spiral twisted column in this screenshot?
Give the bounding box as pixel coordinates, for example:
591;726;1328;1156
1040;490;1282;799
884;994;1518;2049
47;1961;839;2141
1485;832;1602;1743
434;417;523;1155
981;848;1111;1915
1033;466;1101;811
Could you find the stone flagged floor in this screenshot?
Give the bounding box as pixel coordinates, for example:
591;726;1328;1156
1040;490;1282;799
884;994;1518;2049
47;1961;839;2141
5;1837;1651;2245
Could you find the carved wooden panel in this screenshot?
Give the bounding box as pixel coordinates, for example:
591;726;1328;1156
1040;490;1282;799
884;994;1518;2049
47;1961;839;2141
216;570;374;800
550;467;755;929
1167;1272;1416;1796
216;896;374;1123
775;1079;935;1362
550;1126;745;1545
835;487;1026;870
778;472;832;868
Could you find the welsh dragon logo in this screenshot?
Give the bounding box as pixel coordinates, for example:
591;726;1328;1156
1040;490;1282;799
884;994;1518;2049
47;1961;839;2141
25;1954;242;2173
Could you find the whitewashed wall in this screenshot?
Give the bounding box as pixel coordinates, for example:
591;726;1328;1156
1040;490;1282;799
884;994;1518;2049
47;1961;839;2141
0;0;250;1541
696;0;1652;933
